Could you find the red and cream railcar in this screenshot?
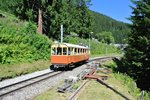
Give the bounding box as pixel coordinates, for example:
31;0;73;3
50;43;90;69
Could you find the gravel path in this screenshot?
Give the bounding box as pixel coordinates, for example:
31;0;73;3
0;63;91;100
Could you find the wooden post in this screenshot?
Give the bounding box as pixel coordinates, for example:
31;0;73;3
37;9;43;34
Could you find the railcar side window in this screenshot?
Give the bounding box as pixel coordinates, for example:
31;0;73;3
71;48;73;55
63;48;67;55
57;47;62;55
75;48;77;54
68;48;71;55
78;48;80;54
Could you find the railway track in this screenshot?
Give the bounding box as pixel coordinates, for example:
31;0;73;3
89;56;118;62
0;71;63;97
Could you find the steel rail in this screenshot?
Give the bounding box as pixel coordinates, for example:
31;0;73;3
0;71;54;90
0;71;63;97
89;56;118;62
68;80;89;100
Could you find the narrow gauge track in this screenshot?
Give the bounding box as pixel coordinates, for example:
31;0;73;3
0;71;63;97
89;56;118;62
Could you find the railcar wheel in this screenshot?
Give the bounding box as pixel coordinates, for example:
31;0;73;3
50;65;56;71
65;65;69;71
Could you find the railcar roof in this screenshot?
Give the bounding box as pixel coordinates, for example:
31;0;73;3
52;43;89;49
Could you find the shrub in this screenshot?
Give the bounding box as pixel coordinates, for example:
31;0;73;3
0;16;52;64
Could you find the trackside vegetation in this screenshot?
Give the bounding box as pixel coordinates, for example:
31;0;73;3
0;10;52;64
0;60;50;81
105;61;150;100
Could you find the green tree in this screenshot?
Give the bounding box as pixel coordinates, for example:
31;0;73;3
116;0;150;90
0;0;20;13
76;0;93;38
0;0;93;40
43;0;93;39
95;31;115;44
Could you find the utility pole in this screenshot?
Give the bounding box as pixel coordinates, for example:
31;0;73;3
89;32;93;49
105;43;107;55
61;25;63;43
89;35;90;49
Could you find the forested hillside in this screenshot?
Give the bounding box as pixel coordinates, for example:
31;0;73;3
0;0;130;44
91;11;130;43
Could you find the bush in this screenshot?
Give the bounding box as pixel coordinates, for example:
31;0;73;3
103;61;150;100
0;16;52;64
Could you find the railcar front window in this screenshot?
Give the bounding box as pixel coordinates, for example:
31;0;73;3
57;47;62;55
63;48;67;55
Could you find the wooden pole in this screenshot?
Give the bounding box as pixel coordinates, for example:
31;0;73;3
37;9;43;34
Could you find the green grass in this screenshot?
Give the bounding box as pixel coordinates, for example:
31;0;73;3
35;87;70;100
77;70;136;100
78;81;126;100
35;81;71;100
0;60;50;81
72;80;83;90
35;80;84;100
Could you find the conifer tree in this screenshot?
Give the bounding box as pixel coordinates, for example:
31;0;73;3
118;0;150;90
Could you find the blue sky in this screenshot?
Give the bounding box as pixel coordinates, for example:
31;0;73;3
89;0;134;23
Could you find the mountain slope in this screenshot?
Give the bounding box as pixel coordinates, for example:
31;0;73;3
91;11;130;43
